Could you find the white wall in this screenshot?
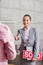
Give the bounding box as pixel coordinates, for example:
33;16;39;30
0;0;43;51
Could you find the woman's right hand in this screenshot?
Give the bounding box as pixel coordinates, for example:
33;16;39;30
14;35;19;40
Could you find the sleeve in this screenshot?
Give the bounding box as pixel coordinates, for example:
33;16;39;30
19;43;24;53
4;26;17;60
33;29;39;58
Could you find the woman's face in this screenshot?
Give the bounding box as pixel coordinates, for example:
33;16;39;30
23;16;31;28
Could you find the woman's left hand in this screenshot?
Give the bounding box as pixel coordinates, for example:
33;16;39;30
32;58;37;61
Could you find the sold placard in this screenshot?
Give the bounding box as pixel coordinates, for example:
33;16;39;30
23;50;42;60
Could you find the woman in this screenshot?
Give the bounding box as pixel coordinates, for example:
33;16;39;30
15;14;39;65
0;23;16;65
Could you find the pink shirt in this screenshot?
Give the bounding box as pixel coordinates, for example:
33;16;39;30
0;24;17;65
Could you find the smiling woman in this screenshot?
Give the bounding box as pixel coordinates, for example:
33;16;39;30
14;14;40;65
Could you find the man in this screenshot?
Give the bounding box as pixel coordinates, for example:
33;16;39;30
0;23;17;65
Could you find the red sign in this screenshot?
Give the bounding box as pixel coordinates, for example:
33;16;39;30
37;52;42;60
23;50;42;60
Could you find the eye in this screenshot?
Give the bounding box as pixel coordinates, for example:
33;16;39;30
23;19;25;21
27;20;28;21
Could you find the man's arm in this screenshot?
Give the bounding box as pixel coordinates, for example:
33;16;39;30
4;26;17;60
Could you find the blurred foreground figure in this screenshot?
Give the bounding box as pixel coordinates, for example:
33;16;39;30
0;23;16;65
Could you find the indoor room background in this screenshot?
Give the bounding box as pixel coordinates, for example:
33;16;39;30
0;0;43;65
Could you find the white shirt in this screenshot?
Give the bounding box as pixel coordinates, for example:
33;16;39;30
24;27;30;40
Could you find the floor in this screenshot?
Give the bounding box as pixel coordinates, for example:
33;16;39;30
8;64;14;65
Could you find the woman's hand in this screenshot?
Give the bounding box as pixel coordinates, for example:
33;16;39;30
14;35;19;40
32;57;37;61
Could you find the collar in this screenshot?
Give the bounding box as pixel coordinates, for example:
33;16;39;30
24;27;30;31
